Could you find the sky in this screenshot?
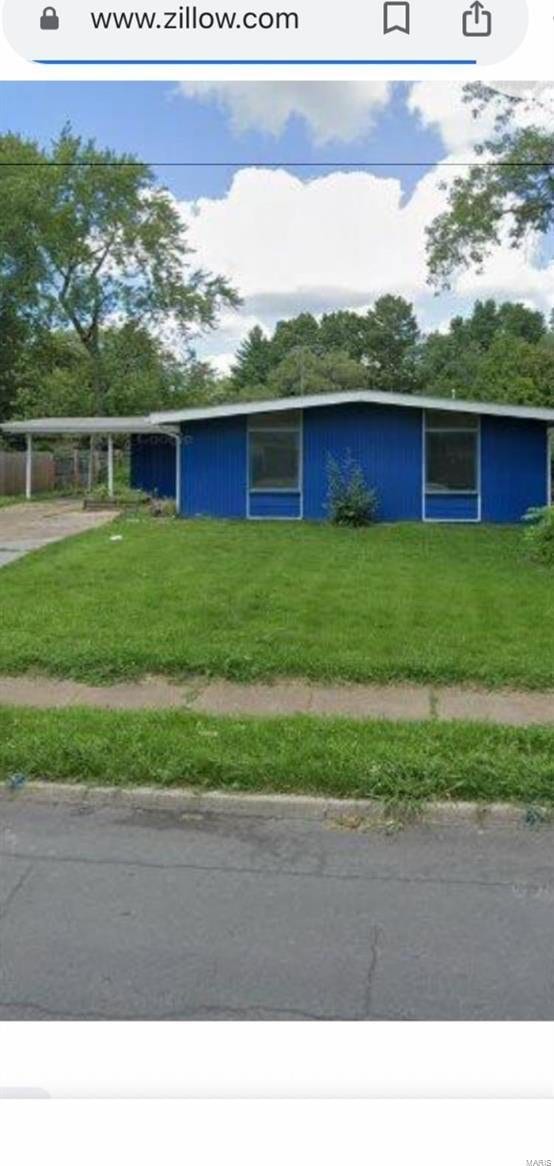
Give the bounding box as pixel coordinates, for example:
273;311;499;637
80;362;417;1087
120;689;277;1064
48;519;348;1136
1;80;553;372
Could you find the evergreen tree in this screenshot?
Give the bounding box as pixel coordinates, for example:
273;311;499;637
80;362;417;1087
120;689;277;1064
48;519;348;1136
230;325;273;388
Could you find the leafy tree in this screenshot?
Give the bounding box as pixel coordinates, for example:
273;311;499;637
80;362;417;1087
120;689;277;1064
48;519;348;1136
268;347;365;397
230;325;273;388
0;304;29;420
474;334;554;407
494;301;546;345
419;299;549;402
0;126;239;413
319;310;370;362
419;332;483;400
427;84;554;286
11;324;215;418
270;313;320;365
449;299;546;351
364;295;421;392
179;358;230;406
11;330;88;418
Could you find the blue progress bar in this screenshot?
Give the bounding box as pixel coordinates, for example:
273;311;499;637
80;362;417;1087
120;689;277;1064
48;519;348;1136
36;58;478;65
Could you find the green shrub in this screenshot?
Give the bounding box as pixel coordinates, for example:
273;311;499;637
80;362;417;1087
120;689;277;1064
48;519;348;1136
150;497;176;518
523;506;554;565
88;484;150;505
327;452;378;527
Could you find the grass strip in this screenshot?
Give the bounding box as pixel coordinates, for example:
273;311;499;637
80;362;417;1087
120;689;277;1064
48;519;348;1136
1;706;553;803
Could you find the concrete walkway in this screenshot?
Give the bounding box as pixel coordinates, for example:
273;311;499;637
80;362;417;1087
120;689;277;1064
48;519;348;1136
0;500;116;567
0;674;552;725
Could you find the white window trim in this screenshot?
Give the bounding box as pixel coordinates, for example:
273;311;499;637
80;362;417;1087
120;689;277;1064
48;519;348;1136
246;412;303;520
422;410;482;523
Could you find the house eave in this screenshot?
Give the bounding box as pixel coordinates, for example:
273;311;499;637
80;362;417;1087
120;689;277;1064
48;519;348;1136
150;389;554;428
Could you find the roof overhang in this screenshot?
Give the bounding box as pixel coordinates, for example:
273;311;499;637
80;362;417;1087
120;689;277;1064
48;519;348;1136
4;391;554;438
0;416;174;437
150;389;554;427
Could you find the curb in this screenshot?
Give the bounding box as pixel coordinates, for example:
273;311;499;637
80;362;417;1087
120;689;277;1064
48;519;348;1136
0;781;550;827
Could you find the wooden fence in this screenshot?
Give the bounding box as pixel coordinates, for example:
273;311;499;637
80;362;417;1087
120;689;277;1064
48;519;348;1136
0;451;55;496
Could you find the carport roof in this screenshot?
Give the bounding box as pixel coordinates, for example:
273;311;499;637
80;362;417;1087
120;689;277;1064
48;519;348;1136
1;416;170;436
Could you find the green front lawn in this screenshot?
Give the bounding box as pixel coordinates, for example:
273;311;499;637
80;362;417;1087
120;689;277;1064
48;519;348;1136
0;517;552;688
1;706;553;803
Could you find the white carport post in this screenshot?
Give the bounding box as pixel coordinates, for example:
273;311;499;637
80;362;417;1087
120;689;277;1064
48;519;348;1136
87;435;95;492
548;428;553;506
107;433;114;499
175;433;182;515
25;432;33;500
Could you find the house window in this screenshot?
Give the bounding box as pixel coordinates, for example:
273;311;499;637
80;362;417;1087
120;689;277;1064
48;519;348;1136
249;411;301;491
425;410;479;494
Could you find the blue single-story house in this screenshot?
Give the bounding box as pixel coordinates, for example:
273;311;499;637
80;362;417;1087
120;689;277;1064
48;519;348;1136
136;390;553;524
3;390;553;522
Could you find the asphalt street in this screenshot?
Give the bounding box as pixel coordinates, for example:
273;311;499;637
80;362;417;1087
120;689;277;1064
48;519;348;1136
0;797;552;1020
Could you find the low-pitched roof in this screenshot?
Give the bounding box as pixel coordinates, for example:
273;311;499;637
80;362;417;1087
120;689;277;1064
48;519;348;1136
1;416;172;436
150;389;554;426
3;390;554;437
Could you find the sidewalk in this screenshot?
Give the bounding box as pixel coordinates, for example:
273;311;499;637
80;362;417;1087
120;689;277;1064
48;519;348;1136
0;675;552;725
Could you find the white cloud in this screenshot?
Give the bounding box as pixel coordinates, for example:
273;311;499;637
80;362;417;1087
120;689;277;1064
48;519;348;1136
208;351;236;376
407;83;497;153
178;81;392;144
408;81;554;154
181;163;554;366
182;166;440;306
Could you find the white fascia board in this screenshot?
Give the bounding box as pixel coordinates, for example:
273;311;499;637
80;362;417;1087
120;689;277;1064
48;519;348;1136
0;417;162;436
150;390;554;427
5;393;554;436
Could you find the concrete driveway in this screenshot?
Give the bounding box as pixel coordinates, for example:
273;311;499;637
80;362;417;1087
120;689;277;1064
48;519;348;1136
0;500;116;567
0;794;552;1021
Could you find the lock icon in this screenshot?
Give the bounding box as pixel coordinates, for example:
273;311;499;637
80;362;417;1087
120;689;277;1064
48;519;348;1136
40;6;60;29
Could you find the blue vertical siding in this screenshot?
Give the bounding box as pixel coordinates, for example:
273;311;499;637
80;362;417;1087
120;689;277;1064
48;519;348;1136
481;415;548;522
303;403;422;521
169;402;549;525
249;491;301;519
425;493;479;522
182;415;247;518
130;434;176;499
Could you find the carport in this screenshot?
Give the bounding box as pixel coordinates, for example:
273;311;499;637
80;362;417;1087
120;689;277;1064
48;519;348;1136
0;416;180;502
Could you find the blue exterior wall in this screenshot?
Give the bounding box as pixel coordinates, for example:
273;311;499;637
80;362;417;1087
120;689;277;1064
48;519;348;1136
481;415;548;522
303;402;422;521
169;403;549;524
182;415;247;518
130;434;176;499
249;491;301;519
425;493;479;522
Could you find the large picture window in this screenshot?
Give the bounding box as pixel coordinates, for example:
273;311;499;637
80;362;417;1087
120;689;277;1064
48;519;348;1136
425;410;479;494
249;410;301;491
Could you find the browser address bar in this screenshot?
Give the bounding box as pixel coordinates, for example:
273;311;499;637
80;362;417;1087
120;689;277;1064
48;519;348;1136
3;0;528;66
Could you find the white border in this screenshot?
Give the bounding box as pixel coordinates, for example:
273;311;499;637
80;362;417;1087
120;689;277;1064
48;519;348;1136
422;410;481;524
246;410;303;521
175;433;182;516
547;427;553;506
